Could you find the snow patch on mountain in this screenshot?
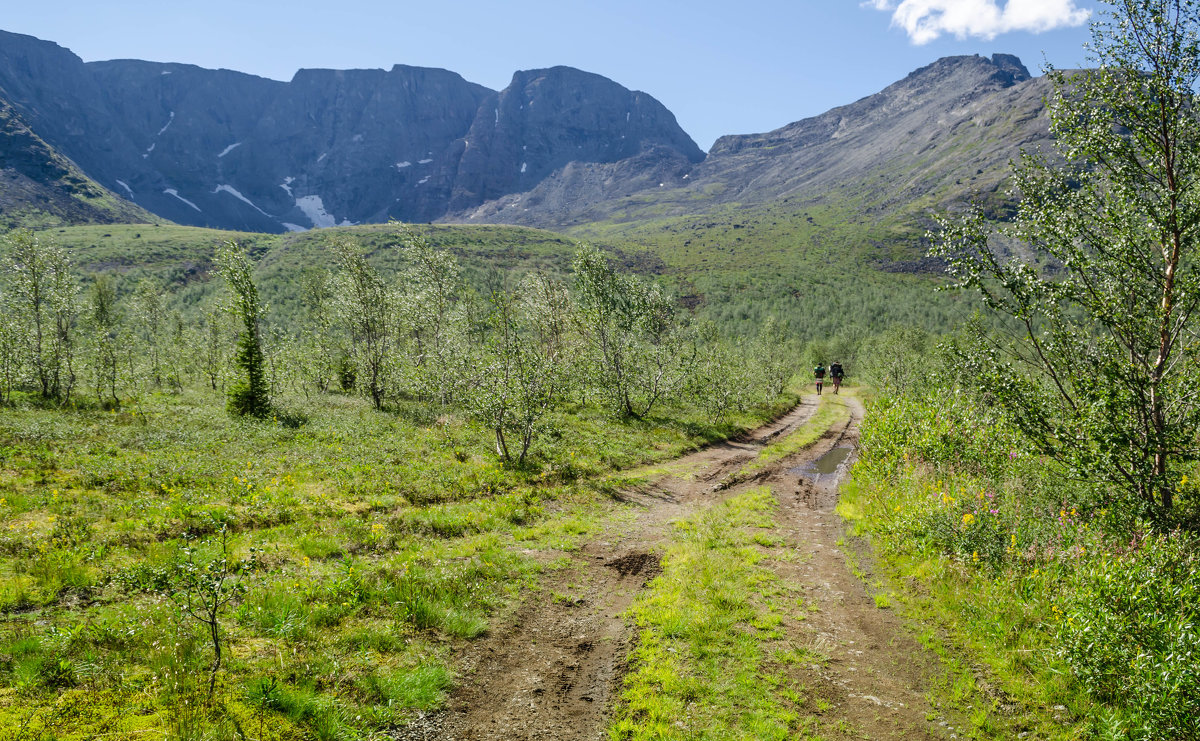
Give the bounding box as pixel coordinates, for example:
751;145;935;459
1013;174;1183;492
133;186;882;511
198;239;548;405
214;184;271;217
164;188;201;212
295;195;336;228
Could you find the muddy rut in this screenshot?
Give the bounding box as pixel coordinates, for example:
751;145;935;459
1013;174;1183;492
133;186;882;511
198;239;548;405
409;396;956;740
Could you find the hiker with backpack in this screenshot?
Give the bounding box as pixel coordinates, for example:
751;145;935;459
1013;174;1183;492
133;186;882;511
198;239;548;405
814;363;826;395
830;361;844;394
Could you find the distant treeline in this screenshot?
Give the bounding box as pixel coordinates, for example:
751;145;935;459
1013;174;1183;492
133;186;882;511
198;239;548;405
0;227;801;463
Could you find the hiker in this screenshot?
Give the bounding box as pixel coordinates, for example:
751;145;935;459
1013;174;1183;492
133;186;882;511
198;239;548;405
814;362;826;395
830;361;844;394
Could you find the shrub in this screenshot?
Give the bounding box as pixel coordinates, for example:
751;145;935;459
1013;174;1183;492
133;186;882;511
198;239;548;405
1059;531;1200;740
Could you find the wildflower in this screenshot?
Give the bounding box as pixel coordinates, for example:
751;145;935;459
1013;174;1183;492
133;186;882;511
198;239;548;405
972;551;979;563
1182;475;1189;486
962;512;975;526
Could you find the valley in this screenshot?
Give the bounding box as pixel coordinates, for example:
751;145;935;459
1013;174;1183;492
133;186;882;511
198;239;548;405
3;6;1200;739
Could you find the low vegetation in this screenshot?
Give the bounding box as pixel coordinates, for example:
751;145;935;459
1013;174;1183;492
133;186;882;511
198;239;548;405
0;372;799;738
839;6;1200;738
610;487;799;740
0;224;805;737
842;329;1200;739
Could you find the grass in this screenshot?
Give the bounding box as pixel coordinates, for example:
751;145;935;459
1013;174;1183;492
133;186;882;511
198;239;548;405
36;200;971;353
569;196;972;342
609;487;801;740
43;222;627;328
837;456;1094;739
0;382;796;739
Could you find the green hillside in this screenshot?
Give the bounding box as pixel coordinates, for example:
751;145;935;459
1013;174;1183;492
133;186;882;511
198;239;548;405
41;206;967;346
41;222;600;326
573;198;970;340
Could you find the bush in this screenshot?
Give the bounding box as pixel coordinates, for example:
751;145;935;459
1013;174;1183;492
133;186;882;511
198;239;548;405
1059;532;1200;740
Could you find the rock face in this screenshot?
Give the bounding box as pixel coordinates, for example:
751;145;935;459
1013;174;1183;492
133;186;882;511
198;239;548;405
0;30;704;232
449;66;703;211
0;32;1053;234
0;97;157;228
459;54;1054;227
694;53;1042;203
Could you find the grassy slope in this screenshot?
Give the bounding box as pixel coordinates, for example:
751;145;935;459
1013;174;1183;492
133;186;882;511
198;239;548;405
40;222;592;325
40;199;968;345
0;382;800;739
575;206;967;342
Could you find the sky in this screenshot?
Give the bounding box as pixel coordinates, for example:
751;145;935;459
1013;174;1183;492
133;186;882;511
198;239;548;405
3;0;1102;150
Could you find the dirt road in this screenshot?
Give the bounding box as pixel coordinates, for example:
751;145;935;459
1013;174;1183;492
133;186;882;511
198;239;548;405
409;394;956;740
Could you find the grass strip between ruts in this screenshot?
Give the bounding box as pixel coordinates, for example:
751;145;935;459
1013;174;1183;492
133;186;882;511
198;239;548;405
609;487;802;740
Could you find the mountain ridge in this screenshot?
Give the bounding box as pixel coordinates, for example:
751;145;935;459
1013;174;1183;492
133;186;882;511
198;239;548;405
0;29;704;232
0;32;1055;243
455;53;1052;228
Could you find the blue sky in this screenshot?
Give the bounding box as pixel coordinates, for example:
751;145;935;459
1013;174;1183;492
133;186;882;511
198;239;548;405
4;0;1100;150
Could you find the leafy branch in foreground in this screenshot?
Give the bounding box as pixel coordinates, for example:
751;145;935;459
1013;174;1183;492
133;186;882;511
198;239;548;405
932;0;1200;513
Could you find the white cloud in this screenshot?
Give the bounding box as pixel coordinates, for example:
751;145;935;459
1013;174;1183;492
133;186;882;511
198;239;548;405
867;0;1090;44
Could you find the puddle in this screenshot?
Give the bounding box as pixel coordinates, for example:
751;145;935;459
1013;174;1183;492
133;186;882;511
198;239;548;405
789;445;854;482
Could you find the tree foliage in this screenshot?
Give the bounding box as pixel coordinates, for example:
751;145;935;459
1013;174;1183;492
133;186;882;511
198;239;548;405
573;244;687;419
932;0;1200;513
0;225;796;462
2;229;77;403
215;241;270;417
470;286;568;464
331;235;395;410
83;274;123;408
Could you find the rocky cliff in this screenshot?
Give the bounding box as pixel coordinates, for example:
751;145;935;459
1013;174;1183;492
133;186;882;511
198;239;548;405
0;30;704;232
457;54;1053;227
0;97;157;228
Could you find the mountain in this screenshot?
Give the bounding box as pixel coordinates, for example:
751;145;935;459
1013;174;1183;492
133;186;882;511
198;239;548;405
0;28;1056;281
0;98;158;228
0;30;703;233
458;54;1053;227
